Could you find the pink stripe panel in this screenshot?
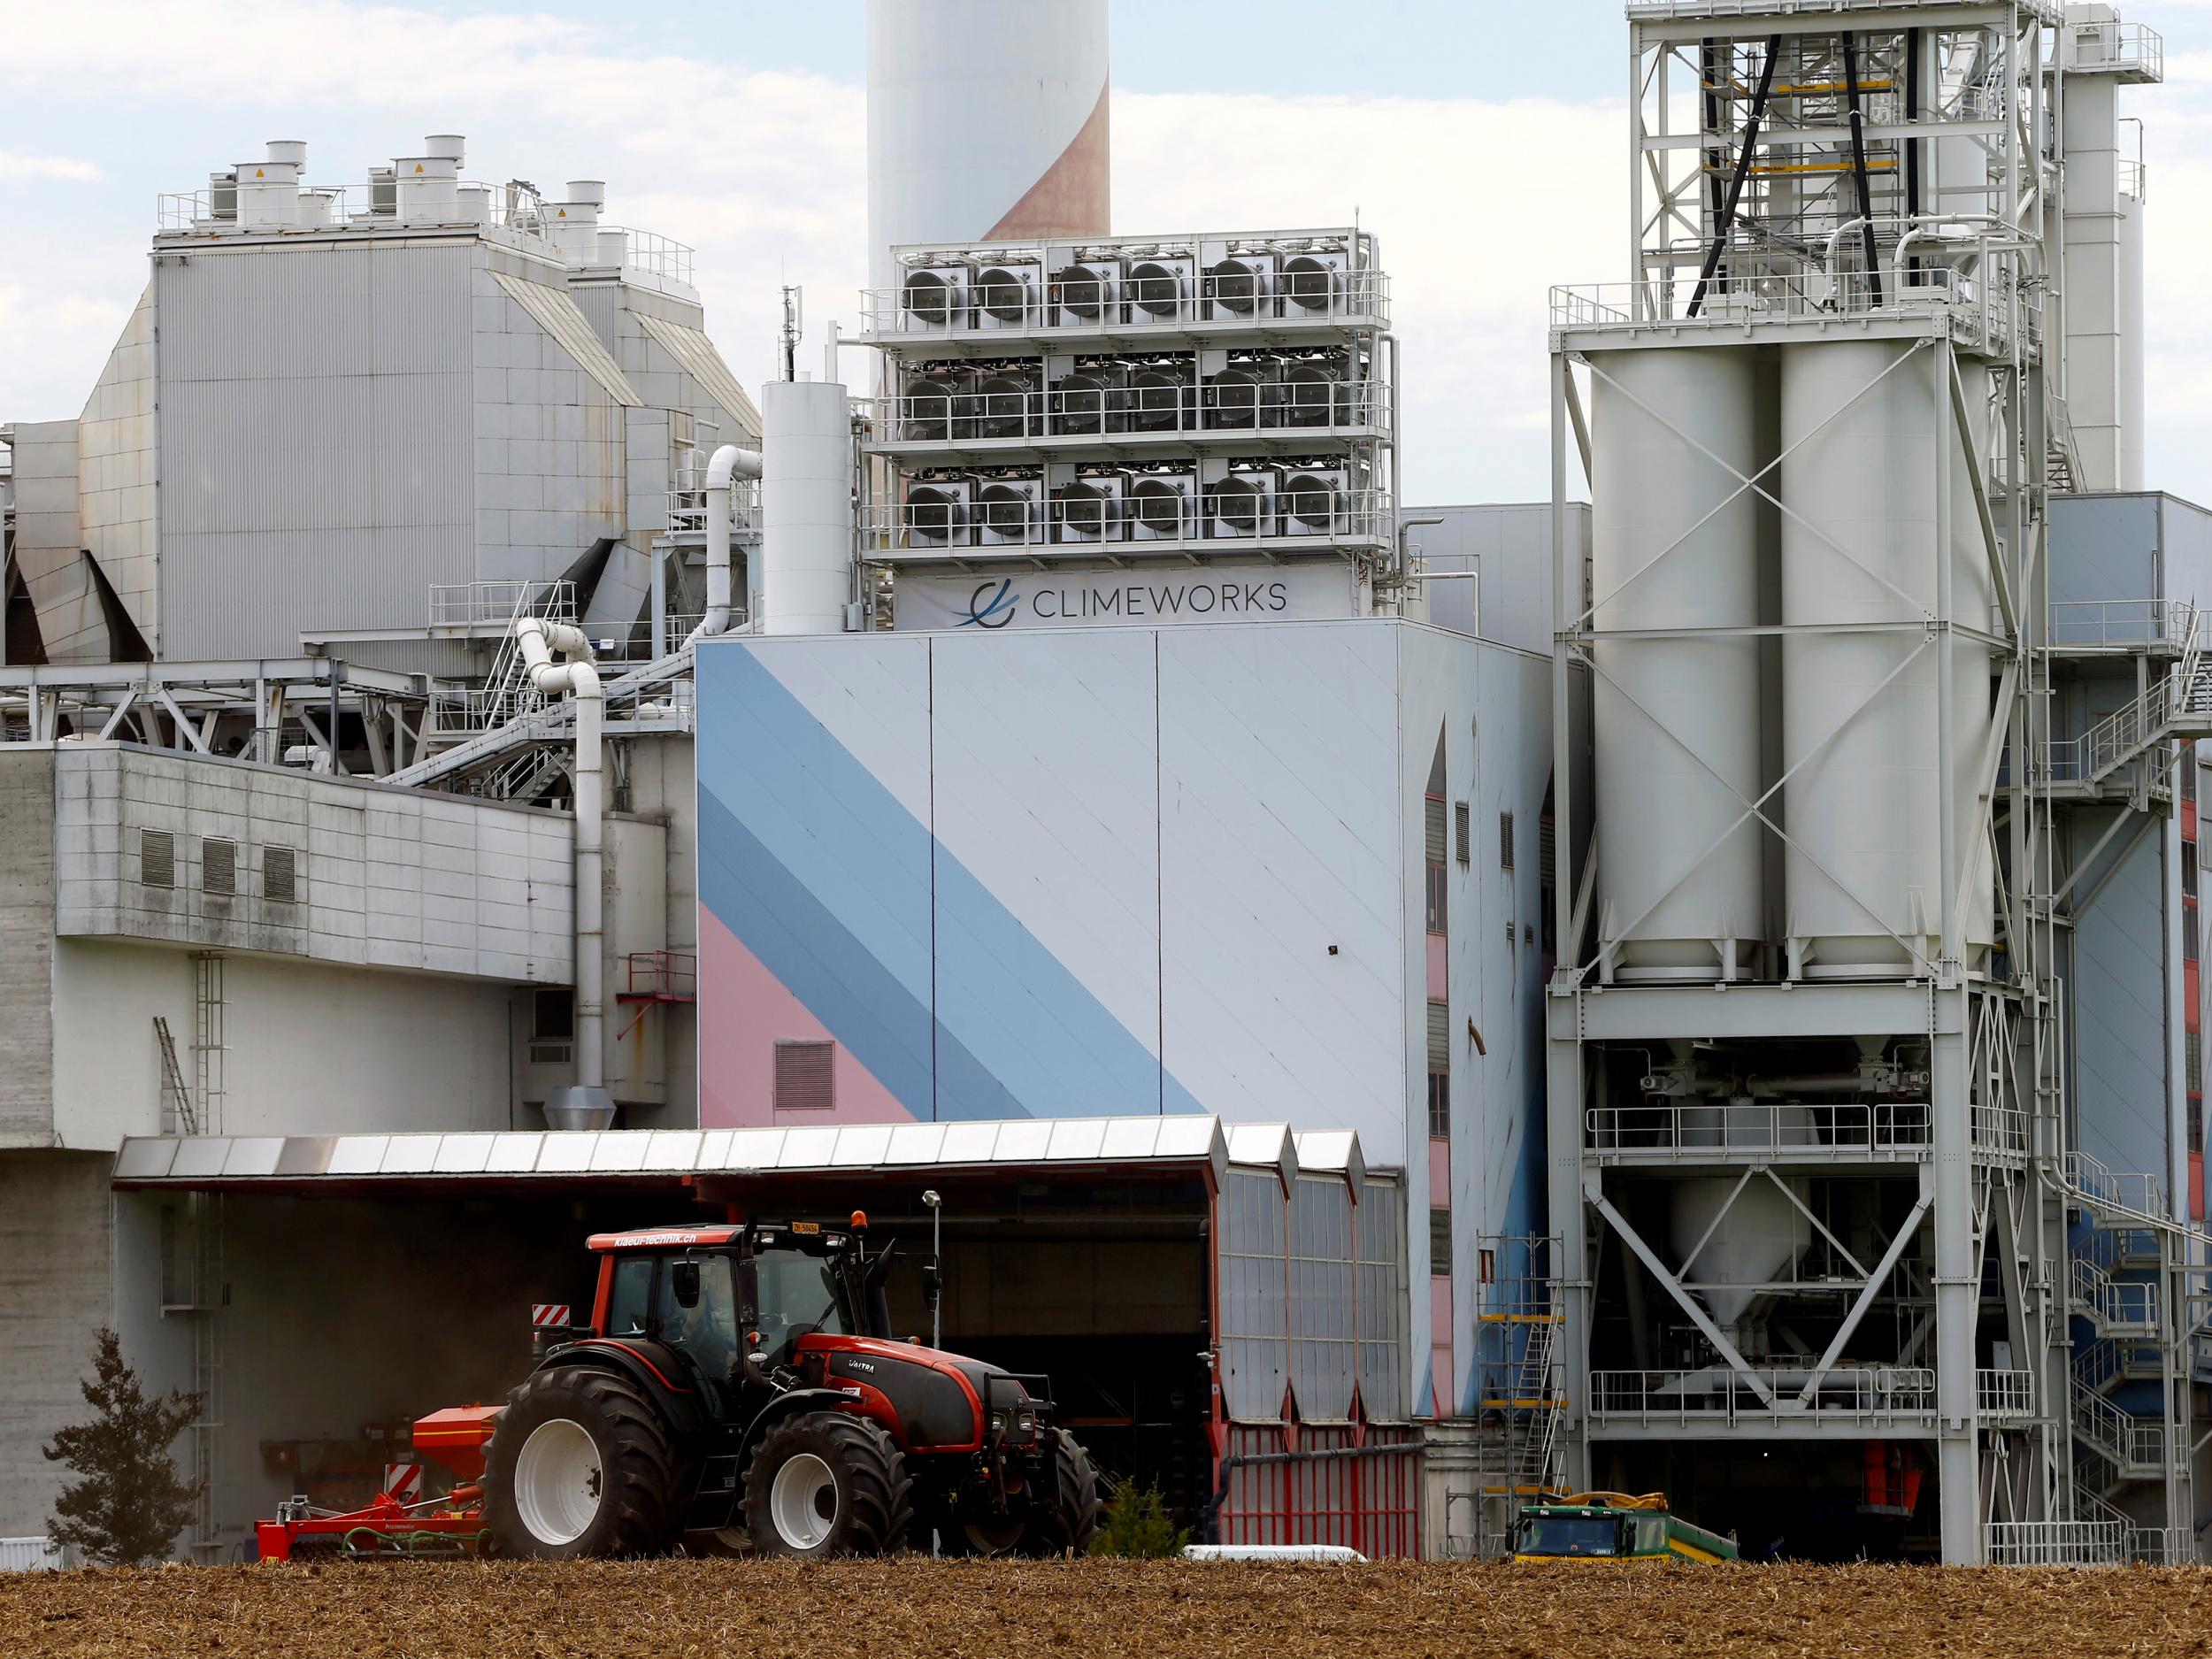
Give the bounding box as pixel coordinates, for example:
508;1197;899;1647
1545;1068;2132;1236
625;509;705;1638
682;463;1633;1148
697;905;915;1129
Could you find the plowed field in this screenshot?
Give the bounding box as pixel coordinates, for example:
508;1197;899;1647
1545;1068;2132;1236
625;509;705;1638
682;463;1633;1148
6;1557;2212;1658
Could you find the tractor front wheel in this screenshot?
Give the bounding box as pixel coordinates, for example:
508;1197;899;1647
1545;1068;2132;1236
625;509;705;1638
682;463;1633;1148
484;1367;679;1558
1017;1427;1103;1557
743;1411;914;1557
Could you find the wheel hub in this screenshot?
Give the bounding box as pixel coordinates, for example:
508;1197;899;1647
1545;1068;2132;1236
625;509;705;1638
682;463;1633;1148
769;1452;841;1550
512;1417;603;1547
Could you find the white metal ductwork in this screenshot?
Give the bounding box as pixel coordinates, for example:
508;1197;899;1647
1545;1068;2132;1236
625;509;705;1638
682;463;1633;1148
760;378;856;634
694;442;764;641
513;616;611;1127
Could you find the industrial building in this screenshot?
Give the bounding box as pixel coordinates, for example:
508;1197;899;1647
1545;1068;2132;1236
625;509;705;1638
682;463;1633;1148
0;0;2206;1568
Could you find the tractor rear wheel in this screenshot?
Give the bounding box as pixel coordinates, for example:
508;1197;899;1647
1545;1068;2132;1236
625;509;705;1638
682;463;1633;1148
742;1411;913;1557
484;1367;679;1558
1018;1427;1104;1557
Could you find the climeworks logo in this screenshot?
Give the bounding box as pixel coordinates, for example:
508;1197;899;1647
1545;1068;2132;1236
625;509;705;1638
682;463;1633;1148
957;578;1019;628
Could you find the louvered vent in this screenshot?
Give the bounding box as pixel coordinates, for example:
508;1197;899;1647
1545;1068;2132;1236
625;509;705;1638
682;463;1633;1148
1499;810;1516;872
1423;797;1447;864
203;838;237;895
264;845;298;904
141;829;175;888
1425;1001;1450;1070
1454;802;1471;865
774;1040;837;1112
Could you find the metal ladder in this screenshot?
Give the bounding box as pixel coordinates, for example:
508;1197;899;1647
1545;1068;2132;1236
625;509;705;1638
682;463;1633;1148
153;1017;197;1135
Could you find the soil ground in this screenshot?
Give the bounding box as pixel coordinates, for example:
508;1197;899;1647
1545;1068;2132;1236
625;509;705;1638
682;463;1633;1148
5;1557;2212;1658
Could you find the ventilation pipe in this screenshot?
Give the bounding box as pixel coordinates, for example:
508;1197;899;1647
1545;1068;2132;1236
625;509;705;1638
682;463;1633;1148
687;443;764;642
515;616;612;1128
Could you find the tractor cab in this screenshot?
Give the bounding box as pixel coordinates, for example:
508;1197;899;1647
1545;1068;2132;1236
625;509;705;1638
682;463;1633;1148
582;1217;898;1414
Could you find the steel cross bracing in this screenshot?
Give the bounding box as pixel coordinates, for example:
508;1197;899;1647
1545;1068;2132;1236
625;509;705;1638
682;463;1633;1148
1538;1;2206;1567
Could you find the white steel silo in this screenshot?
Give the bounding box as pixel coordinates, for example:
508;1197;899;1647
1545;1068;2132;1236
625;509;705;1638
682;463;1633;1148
1589;348;1764;979
760;379;855;635
865;0;1110;303
1778;343;1993;977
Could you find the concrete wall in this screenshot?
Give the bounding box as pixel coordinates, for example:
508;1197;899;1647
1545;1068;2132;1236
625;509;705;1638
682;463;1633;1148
0;754;57;1144
52;746;573;984
50;939;526;1147
0;1152;115;1538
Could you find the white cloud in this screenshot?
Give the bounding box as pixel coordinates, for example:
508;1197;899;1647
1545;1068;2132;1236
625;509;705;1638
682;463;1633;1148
0;151;102;181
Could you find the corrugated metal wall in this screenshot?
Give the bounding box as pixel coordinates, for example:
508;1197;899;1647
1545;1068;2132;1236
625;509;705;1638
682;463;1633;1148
158;242;477;658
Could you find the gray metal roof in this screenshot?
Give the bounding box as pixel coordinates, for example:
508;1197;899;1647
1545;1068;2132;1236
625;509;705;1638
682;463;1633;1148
108;1114;1361;1189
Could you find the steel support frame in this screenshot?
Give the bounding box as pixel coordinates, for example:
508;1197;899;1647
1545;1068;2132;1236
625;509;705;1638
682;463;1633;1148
1554;188;2059;1578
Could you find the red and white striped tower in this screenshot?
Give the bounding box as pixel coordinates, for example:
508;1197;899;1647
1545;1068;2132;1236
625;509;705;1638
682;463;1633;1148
864;0;1110;304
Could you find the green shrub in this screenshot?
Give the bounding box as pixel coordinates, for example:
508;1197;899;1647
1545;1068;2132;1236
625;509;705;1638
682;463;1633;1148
1088;1480;1191;1559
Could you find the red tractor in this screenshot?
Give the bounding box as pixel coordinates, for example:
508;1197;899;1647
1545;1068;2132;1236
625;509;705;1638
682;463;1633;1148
478;1214;1102;1558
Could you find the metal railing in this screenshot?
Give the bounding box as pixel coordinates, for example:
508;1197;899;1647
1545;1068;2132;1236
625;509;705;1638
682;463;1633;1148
2073;1384;2167;1475
1553;263;2039;353
2046;600;2197;652
2072;1256;2159;1335
428;579;575;629
2042;672;2195;786
2065;1148;2167;1221
2063;1486;2197;1564
599;227;695;286
157;179;555;238
865;383;1387;447
2068;19;2163;80
862;483;1394;556
1588;1367;1935;1425
1586;1100;1931;1156
2120;158;2148;204
2075;1335;2160;1394
1985;1519;2128;1566
621;951;697;1000
1976;1368;2036;1421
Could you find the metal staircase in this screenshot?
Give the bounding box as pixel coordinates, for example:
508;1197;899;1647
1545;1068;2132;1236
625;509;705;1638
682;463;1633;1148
2046;603;2212;796
2048;395;2086;494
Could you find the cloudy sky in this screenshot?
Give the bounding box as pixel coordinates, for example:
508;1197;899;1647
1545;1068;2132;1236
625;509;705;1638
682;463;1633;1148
4;0;2211;505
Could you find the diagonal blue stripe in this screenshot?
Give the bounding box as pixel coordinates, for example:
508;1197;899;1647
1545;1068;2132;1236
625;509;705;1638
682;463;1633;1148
697;789;1025;1121
697;637;1206;1119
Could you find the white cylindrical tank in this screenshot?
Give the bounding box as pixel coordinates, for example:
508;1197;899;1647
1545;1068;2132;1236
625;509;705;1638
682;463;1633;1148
1589;348;1764;979
1779;342;1994;976
865;0;1110;303
426;134;466;166
761;379;855;634
235;152;302;227
395;154;458;224
595;228;629;269
550;189;602;265
2118;188;2146;492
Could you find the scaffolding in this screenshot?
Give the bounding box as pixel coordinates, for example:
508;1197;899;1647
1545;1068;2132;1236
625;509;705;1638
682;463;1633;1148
1464;1236;1568;1557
